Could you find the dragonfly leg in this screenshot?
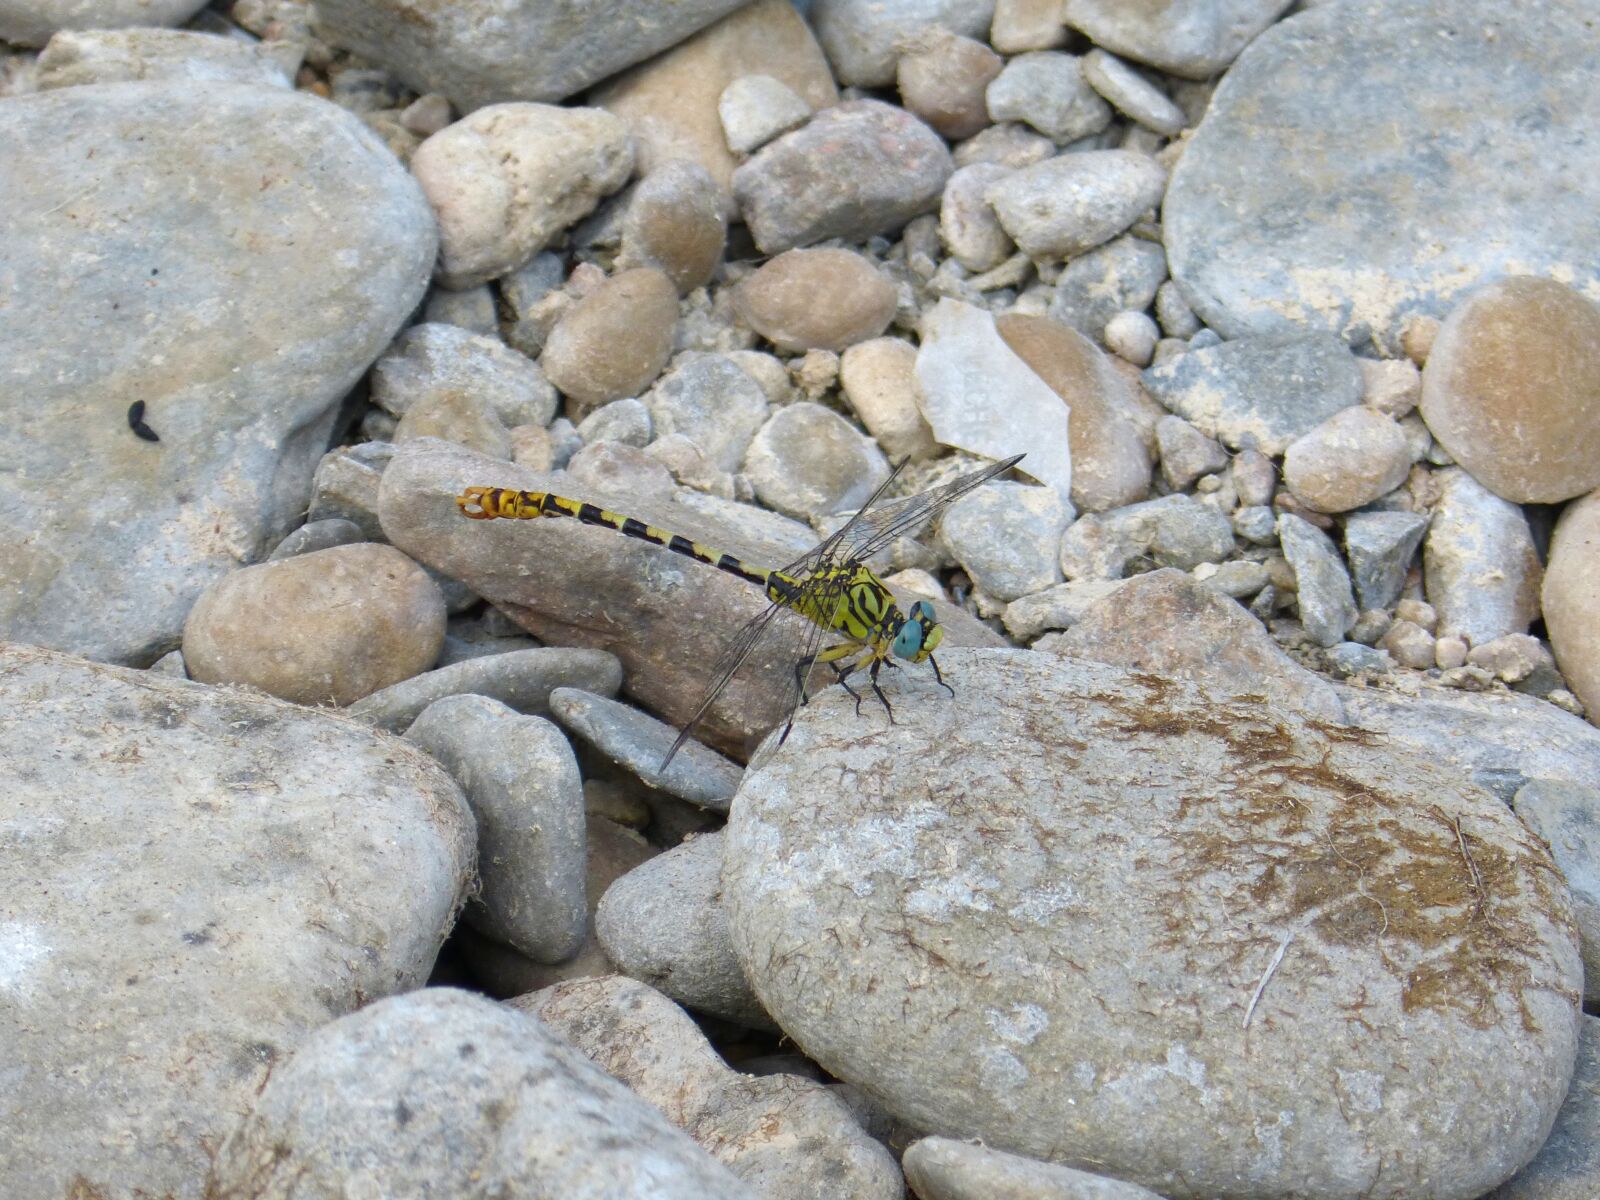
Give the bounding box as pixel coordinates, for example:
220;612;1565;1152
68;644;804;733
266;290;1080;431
796;643;862;707
868;656;896;724
927;652;956;698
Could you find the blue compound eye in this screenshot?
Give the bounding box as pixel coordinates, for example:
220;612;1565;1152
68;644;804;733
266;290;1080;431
892;621;924;659
909;600;935;623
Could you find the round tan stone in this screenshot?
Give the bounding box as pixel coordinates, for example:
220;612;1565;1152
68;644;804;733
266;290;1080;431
182;543;446;706
896;29;1004;142
393;390;511;459
1543;488;1600;725
1420;276;1600;503
542;267;679;417
1282;405;1411;513
995;312;1152;512
733;247;896;353
839;336;939;462
618;158;727;294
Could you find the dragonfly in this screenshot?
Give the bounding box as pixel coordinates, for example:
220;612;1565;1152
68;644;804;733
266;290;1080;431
457;452;1025;768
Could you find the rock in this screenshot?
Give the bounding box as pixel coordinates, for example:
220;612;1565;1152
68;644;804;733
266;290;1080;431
1048;232;1169;340
516;976;900;1198
1466;633;1553;686
839;337;941;463
1436;635;1470;671
916;300;1073;503
904;1136;1166;1200
953;120;1056;170
35;27;290;89
643;354;772;473
1104;310;1159;366
499;251;567;354
1282;405;1412;513
1081;48;1186;136
994;312;1152;511
897;28;1003;142
549;687;743;812
346;647;625;733
1063;0;1292;79
1543;488;1600;721
208;989;752;1198
1362;357;1423;418
1162;1;1600;349
811;0;996;87
940;481;1071;603
578;398;653;449
1485;1013;1600;1200
373;322;557;430
1059;495;1231;580
592;0;838;207
393;386;512;459
1425;468;1543;646
595;832;769;1027
733;99;953;255
270;518;365;561
1155;279;1202;338
990;0;1069;54
719;73;813;156
0;0;209;46
406;697;587;963
425;280;501;334
1514;781;1600;1010
1000;577;1124;641
1155;415;1228;491
733;247;897;353
1344;510;1430;612
723;649;1579;1199
183;543;446;706
1278;512;1358;647
617;160;729;295
0;643;473;1198
0;82;433;665
1420;277;1600;504
306;442;394;541
411;103;633;289
314;0;749;112
940;162;1016;274
989;150;1166;261
743;402;891;521
1380;618;1436;670
1140;331;1364;455
984;51;1111;144
542;268;680;417
380;440;1001;759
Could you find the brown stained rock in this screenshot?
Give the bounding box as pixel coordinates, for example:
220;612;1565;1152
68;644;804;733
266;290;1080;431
839;336;940;462
542;268;680;417
593;0;838;209
1421;276;1600;504
896;28;1003;141
733;247;896;353
995;312;1152;512
411;102;633;289
618;159;728;294
1543;488;1600;724
393;388;511;459
183;543;446;706
1281;404;1411;513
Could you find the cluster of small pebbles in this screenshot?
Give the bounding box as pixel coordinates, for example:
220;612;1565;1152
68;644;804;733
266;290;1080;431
3;1;1600;1198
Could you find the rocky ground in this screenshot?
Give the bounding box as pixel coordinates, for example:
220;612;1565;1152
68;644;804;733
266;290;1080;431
2;1;1599;1198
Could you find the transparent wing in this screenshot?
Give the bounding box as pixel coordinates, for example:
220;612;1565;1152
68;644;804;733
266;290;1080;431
772;457;917;583
663;596;792;769
840;453;1026;563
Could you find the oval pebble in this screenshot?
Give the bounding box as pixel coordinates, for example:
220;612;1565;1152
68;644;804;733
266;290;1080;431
618;159;728;294
183;543;445;706
542;267;680;417
1543;489;1600;722
1282;404;1412;513
733;247;896;352
1420;276;1600;504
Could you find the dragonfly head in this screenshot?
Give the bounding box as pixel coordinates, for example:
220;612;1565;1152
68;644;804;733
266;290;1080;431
891;599;944;663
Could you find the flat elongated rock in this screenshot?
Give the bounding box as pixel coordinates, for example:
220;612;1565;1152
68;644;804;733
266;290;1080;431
208;989;753;1198
314;0;751;112
0;0;208;46
1063;0;1293;79
989;151;1165;261
904;1136;1165;1199
1140;332;1362;454
1163;1;1600;349
723;649;1581;1200
35;27;291;89
1424;468;1542;645
916;299;1073;502
0;644;475;1199
811;0;995;87
0;82;435;664
1542;489;1600;721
